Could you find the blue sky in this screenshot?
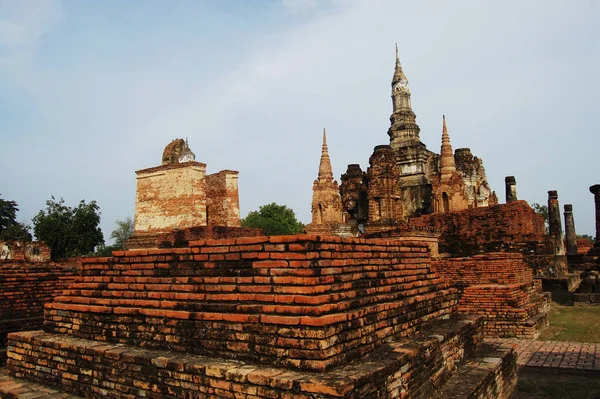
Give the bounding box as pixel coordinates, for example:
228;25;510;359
1;0;598;242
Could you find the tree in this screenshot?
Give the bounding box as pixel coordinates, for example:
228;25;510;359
0;194;32;242
110;217;134;249
241;203;304;236
0;223;32;242
0;195;18;233
33;196;104;259
531;203;549;233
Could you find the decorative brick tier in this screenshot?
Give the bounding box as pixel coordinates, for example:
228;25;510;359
5;315;517;398
44;235;458;371
0;260;80;362
432;253;550;338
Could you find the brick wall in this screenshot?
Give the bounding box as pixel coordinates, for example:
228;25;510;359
134;162;208;232
205;170;241;227
43;235;458;371
408;201;547;256
0;260;80;349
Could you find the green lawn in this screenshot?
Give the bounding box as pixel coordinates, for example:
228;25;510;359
513;373;600;399
538;300;600;343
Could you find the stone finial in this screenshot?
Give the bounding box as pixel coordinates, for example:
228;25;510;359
505;176;517;203
392;45;408;86
563;204;578;255
439;115;456;178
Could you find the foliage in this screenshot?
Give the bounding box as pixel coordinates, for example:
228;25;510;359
0;222;32;242
110;217;134;249
0;195;18;233
94;244;120;257
577;234;595;242
241;203;304;236
0;194;32;242
531;202;549;233
33;196;104;259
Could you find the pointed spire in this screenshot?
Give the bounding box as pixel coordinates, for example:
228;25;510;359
318;128;334;184
439;115;456;177
392;44;408;85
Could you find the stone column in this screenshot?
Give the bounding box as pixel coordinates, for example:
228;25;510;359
563;204;578;255
590;184;600;247
505;176;517;203
547;190;565;255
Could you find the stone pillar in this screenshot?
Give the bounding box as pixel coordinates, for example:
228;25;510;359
590;184;600;247
547;190;565;255
563;204;578;256
505;176;517;203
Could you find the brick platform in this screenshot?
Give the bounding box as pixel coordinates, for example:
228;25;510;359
44;235;458;371
4;235;518;398
432;253;550;338
5;317;517;398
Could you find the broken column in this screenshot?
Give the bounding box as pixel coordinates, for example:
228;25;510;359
547;190;565;256
505;176;517;203
563;204;578;256
590;184;600;248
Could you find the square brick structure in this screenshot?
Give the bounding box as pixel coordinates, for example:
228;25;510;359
4;235;518;398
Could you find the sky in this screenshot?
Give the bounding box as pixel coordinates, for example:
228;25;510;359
0;0;598;243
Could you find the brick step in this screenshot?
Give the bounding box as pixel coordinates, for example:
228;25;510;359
430;341;517;399
3;315;509;399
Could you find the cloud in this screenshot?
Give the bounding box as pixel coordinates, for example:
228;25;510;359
281;0;318;13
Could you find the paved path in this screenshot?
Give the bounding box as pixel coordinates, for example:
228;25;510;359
490;339;600;374
0;369;81;398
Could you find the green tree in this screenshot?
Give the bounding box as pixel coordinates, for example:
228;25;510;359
0;223;32;242
241;203;304;236
531;203;549;233
110;217;134;249
33;196;104;259
0;194;32;242
0;195;18;232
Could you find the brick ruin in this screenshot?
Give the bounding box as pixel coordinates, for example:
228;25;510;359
304;130;346;236
0;241;51;262
127;139;257;249
0;256;80;366
5;235;518;398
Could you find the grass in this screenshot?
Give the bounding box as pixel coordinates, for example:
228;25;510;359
538;299;600;343
512;373;600;398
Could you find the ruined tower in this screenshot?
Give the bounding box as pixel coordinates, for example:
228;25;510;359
305;129;343;234
431;116;468;213
387;45;437;216
365;145;403;232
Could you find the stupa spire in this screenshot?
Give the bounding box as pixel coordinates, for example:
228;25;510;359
439;115;457;176
318;128;334;183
